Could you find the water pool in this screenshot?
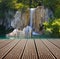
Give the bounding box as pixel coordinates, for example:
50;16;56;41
0;34;51;40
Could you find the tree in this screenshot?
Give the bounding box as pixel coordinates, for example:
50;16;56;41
43;0;60;18
43;19;60;38
0;0;30;35
0;0;25;35
17;0;43;8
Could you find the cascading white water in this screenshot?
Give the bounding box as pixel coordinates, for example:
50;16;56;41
11;11;21;28
30;8;35;27
30;8;40;35
7;11;23;38
22;8;36;38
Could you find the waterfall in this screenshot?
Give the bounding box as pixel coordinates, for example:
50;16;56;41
30;8;35;27
11;11;21;28
30;8;40;35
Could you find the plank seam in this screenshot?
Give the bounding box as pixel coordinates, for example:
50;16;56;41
41;40;57;59
2;40;20;59
19;40;28;59
0;40;14;49
34;40;39;59
47;40;60;49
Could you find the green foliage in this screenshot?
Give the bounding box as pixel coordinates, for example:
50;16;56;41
43;19;60;38
0;0;28;19
54;4;60;18
43;0;60;18
43;0;57;11
0;0;60;18
0;0;60;36
0;0;26;11
0;0;27;35
17;0;42;8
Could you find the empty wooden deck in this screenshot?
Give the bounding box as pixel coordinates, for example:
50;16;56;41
0;39;60;59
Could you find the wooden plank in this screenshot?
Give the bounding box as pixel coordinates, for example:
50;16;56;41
0;40;6;43
0;40;19;59
0;40;13;49
55;39;60;42
42;40;60;59
3;39;27;59
48;39;60;45
22;40;38;59
48;39;60;49
35;40;55;59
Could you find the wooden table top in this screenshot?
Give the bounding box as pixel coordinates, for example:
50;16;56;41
0;39;60;59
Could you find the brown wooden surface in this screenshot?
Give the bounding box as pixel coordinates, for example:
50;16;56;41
42;40;60;59
0;39;60;59
35;40;55;59
22;40;38;59
48;39;60;48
